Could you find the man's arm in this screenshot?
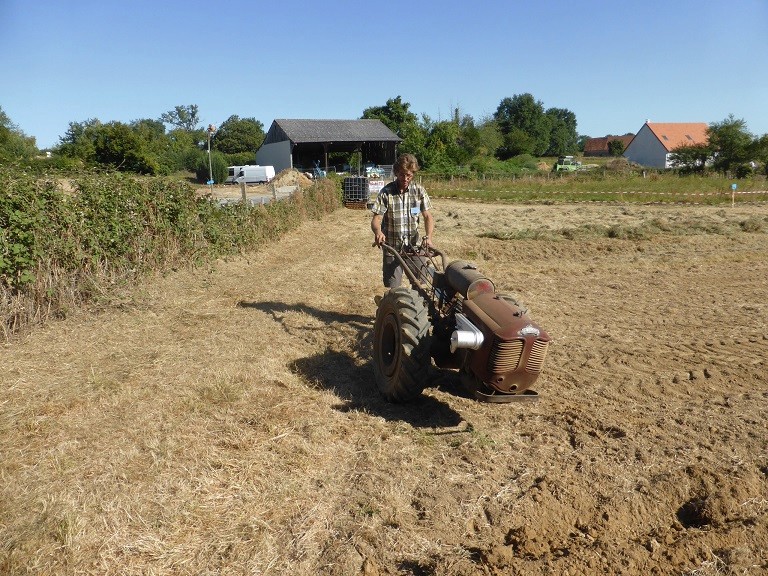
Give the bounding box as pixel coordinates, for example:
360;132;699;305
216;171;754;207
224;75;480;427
422;210;434;247
371;214;386;246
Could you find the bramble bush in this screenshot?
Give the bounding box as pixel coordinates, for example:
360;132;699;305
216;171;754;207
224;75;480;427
1;166;340;338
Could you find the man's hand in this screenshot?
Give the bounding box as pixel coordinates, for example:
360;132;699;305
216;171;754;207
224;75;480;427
373;230;386;247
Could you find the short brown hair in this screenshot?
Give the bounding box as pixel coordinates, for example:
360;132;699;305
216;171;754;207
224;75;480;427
394;153;419;175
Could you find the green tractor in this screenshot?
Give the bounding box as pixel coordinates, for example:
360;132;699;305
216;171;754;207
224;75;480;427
553;155;581;172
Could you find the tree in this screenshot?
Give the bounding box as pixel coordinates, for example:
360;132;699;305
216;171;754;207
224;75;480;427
423;119;464;168
668;143;711;174
0;106;38;161
160;105;200;132
749;134;768;176
131;118;166;141
362;96;426;159
57;119;159;174
545;107;578;156
607;139;625;156
92;121;159;174
194;149;227;184
58;118;102;162
493;94;552;158
420;107;476;169
707;114;753;174
165;128;203;172
499;127;538;159
456;113;482;160
212;115;265;155
131;118;171;166
474;117;503;158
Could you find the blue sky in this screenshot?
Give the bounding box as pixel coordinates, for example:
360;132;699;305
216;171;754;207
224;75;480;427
1;0;766;150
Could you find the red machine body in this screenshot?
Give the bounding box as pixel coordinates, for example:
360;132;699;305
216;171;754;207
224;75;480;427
461;292;550;395
373;244;551;403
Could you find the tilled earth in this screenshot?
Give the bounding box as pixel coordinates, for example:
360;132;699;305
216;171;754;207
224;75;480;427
1;200;767;575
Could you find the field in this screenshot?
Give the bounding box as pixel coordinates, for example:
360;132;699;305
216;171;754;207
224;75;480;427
1;198;767;575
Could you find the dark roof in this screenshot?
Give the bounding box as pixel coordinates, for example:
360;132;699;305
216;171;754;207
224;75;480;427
263;119;401;145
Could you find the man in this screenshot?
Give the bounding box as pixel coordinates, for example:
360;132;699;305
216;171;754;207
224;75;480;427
370;154;434;288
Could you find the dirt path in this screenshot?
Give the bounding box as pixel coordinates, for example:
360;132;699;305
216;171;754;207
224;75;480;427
1;201;767;575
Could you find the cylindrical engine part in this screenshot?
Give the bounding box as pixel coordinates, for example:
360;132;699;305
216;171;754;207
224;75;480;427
451;330;484;353
444;261;495;299
450;313;485;353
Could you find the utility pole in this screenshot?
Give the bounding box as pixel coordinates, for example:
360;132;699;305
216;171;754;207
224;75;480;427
207;124;216;193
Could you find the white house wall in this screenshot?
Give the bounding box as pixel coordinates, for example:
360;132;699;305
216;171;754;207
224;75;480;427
256;140;292;173
623;124;668;169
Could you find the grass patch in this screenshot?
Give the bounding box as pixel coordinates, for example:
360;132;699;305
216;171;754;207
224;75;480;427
479;214;768;242
424;172;768;205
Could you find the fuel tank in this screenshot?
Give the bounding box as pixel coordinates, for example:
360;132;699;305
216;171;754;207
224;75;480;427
444;260;495;300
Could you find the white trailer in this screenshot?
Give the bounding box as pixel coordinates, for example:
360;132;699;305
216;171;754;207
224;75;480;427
225;165;275;184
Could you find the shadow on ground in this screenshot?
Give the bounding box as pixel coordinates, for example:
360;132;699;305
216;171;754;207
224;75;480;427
237;299;466;429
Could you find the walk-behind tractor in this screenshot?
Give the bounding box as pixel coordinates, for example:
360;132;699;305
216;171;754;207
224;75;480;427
373;242;550;403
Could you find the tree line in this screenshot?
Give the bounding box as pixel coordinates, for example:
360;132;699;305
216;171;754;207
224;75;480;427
0;95;582;180
2;96;767;179
669;115;768;178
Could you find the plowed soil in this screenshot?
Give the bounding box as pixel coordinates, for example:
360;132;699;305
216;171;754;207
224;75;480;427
1;200;767;575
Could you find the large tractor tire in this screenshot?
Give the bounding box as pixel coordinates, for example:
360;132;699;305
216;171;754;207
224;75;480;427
373;287;432;402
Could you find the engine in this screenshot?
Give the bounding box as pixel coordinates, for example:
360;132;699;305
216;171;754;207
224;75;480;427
440;260;550;397
373;243;550;403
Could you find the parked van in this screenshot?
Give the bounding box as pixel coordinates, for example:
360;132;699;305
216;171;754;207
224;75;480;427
225;165;276;184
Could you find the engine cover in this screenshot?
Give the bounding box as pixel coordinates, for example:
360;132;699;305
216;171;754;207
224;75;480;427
462;292;550;394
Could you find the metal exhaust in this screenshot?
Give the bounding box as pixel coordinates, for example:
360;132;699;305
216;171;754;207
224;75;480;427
450;313;485;353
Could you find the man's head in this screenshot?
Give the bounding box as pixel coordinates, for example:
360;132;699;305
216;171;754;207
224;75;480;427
394;154;419;190
394;154;419;176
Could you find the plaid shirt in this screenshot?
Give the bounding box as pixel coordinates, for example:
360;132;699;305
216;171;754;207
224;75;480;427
371;180;432;248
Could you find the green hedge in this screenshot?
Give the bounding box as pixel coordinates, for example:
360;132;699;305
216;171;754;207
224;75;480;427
1;167;339;338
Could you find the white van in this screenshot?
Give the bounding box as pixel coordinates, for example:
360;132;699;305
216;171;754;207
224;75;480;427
225;165;276;184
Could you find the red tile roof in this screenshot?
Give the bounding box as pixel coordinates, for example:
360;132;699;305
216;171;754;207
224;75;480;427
583;134;635;155
645;123;708;151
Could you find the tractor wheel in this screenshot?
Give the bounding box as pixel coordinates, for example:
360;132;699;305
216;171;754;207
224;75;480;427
373;287;432;402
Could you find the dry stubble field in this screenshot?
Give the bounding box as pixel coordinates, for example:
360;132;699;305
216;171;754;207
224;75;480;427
1;198;767;575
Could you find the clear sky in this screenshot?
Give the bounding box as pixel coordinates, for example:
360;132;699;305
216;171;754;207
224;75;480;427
1;0;766;150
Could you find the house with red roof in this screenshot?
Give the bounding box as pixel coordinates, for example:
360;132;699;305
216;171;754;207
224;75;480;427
623;122;709;168
583;134;635;157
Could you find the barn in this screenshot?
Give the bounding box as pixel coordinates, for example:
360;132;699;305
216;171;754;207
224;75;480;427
583;134;635;157
255;119;402;174
623;122;708;168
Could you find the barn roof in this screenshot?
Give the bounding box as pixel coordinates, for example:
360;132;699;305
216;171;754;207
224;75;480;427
583;134;635;155
263;119;402;145
643;122;709;151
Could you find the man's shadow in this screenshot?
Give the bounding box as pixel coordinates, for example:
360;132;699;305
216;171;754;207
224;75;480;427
237;300;467;429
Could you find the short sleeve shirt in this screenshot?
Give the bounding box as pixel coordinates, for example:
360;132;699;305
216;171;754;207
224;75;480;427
371;181;432;248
